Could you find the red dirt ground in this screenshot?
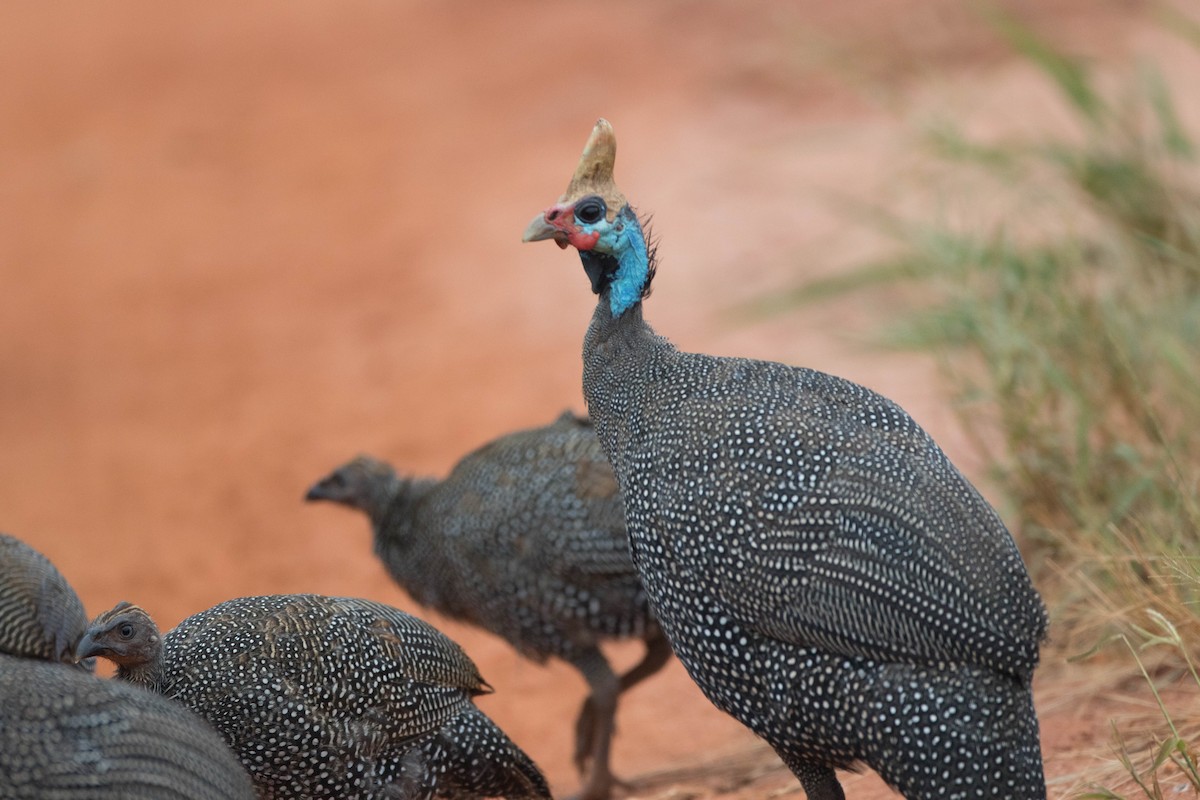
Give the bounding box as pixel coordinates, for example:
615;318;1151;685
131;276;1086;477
2;2;1195;797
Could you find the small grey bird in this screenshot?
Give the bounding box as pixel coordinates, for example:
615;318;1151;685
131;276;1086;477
77;594;552;800
306;411;672;800
522;119;1049;800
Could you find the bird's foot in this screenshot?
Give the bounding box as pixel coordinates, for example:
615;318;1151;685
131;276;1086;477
567;769;634;800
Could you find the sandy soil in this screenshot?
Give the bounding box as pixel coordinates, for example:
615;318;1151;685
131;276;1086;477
2;1;1195;797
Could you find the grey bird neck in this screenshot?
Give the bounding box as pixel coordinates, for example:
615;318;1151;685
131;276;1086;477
373;476;439;553
117;637;166;692
582;294;674;443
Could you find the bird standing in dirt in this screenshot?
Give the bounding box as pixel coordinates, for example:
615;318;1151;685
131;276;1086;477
306;411;672;800
522;119;1048;800
78;594;551;800
0;533;255;800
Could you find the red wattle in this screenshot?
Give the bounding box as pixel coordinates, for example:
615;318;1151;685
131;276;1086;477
568;229;601;251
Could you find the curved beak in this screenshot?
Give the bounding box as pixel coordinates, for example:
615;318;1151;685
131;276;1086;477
522;213;570;249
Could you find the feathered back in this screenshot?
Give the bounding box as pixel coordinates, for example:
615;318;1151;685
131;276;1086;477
0;653;256;799
0;533;88;664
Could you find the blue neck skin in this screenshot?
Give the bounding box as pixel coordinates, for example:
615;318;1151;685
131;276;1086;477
595;206;648;317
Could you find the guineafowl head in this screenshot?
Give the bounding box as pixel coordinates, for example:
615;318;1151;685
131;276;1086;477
76;601;161;670
523;118;655;317
305;455;401;523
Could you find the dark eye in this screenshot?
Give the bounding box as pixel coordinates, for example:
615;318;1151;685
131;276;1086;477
575;197;606;225
118;623;134;638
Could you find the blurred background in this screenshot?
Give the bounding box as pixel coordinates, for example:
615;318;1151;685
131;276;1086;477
2;2;1197;797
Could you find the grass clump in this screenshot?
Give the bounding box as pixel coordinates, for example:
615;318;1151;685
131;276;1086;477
1075;611;1200;798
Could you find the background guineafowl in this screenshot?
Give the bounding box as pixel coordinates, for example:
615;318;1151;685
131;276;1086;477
306;410;672;800
0;532;255;800
522;119;1049;799
0;532;89;665
77;594;552;800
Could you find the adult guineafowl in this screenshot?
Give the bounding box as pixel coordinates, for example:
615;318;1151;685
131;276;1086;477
306;410;671;800
522;119;1048;799
0;533;255;799
77;594;551;800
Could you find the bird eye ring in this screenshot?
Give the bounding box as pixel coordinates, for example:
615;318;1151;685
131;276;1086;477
118;623;134;638
575;197;606;225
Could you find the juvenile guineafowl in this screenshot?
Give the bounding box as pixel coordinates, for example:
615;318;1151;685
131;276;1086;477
0;532;255;799
306;411;671;800
77;594;552;800
0;532;89;664
522;119;1049;799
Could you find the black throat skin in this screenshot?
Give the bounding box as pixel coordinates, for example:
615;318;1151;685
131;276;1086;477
580;250;618;296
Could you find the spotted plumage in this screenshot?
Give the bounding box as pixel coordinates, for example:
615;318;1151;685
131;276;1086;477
77;594;551;800
306;411;671;800
0;532;89;664
0;532;254;799
524;119;1049;799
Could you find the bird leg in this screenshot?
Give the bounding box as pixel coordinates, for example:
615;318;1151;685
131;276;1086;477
779;753;845;800
800;768;845;800
617;628;674;695
572;630;674;794
568;647;620;800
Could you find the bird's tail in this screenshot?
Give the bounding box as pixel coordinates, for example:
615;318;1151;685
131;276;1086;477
433;705;552;799
862;664;1046;799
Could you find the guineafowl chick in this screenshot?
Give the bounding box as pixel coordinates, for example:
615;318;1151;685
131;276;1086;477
78;594;552;800
0;532;255;799
0;532;89;665
522;120;1048;799
305;411;672;800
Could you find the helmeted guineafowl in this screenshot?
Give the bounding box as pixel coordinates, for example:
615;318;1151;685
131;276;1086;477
77;594;552;800
305;410;672;800
0;532;255;799
522;119;1049;799
0;532;89;665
